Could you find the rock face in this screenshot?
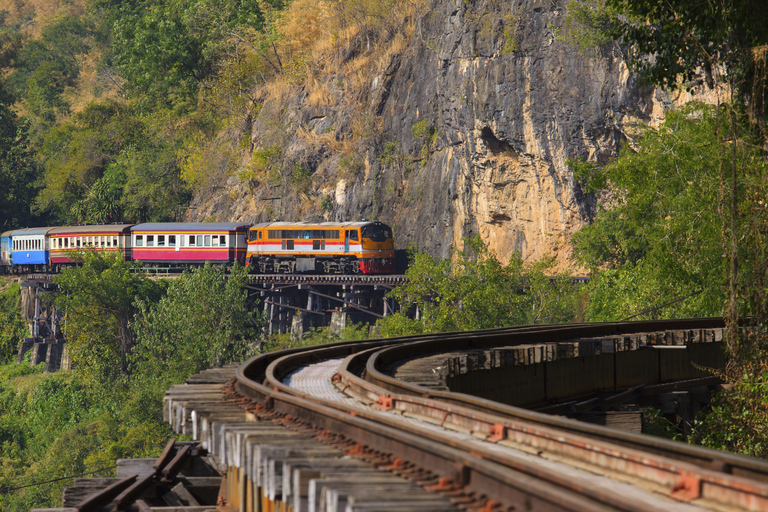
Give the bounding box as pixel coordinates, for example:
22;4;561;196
189;0;692;268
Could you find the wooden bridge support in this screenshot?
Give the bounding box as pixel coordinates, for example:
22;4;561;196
245;280;397;339
17;279;67;372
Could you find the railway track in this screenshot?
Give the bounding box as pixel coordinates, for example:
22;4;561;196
55;319;768;511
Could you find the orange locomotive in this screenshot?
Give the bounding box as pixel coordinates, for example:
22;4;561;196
246;221;395;274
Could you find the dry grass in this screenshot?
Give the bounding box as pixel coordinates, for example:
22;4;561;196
297;125;354;153
306;75;337;107
262;74;293;103
277;0;331;62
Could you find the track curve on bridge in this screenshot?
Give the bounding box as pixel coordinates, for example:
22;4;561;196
161;319;768;512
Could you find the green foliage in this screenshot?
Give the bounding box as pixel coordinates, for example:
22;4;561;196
8;16;95;131
410;120;437;165
0;280;28;365
338;153;364;179
0;98;39;229
53;251;166;384
0;363;172;511
239;144;282;185
131;263;261;391
380;237;580;334
263;321;369;352
35;101;191;223
559;1;614;54
378;141;411;175
0;261;264;509
502;14;520;54
290;163;312;193
320;195;333;211
642;406;684;441
572;104;750;320
690;329;768;457
111;0;283;113
605;0;768;121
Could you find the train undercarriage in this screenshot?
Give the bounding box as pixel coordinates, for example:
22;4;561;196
248;255;395;275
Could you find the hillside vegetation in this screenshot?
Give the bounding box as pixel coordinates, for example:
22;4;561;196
0;0;421;227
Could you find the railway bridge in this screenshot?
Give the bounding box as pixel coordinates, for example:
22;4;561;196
13;273;407;371
36;318;768;512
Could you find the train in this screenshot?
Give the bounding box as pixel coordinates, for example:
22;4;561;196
0;220;396;275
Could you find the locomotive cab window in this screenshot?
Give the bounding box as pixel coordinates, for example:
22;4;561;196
361;225;392;241
349;231;359;241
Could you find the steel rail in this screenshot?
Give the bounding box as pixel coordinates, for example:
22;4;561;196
357;318;768;483
234;319;768;511
236;332;623;511
334;350;768;511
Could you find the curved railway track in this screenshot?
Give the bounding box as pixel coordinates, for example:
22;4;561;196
75;319;768;512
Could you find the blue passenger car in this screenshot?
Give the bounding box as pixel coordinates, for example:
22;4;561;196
10;227;56;270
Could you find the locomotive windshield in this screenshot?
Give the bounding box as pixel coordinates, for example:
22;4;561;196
361;225;392;241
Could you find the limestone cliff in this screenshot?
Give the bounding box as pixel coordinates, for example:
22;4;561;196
188;0;709;269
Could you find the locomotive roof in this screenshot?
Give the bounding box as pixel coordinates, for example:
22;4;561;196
251;221;390;228
50;224;134;235
131;222;251;232
1;231;12;238
7;227;58;236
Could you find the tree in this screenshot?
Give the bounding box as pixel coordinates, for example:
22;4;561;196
131;263;261;388
380;238;580;336
34;101;191;223
7;16;96;133
0;33;39;230
0;99;39;230
605;0;768;124
572;103;744;320
110;0;282;113
0;280;28;364
53;251;165;385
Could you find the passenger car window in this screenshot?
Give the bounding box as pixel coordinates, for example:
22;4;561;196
136;235;143;247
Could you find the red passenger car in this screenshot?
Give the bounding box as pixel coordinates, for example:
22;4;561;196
49;224;134;270
130;223;250;266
